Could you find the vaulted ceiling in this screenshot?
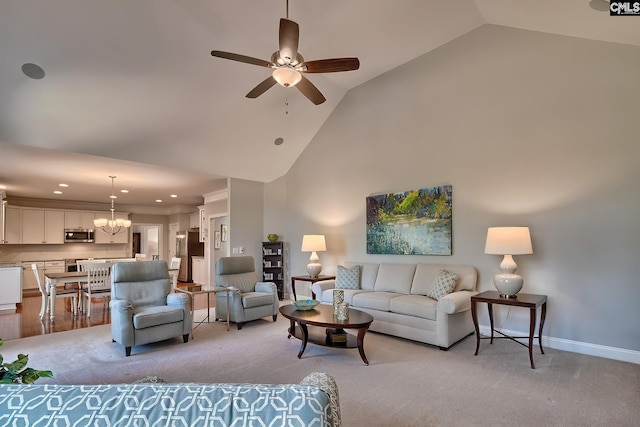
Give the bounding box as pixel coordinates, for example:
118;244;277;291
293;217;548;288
1;0;637;208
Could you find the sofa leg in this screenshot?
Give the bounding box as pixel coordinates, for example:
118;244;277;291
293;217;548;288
272;314;277;322
125;346;132;357
438;346;450;351
237;322;243;330
183;334;189;343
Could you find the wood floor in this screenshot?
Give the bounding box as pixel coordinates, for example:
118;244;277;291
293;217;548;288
0;284;214;341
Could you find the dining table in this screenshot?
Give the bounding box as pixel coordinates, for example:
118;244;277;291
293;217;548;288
44;271;89;321
45;267;181;321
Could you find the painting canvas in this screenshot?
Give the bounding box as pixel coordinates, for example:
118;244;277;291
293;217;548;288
366;185;452;255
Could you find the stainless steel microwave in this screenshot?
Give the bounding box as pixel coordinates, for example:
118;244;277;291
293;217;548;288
64;229;94;243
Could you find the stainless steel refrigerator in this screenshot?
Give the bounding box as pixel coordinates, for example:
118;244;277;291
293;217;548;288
176;230;204;282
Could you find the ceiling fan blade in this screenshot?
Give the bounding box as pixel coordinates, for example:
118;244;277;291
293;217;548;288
246;76;277;99
296;75;326;105
302;58;360;73
279;18;299;63
211;50;273;68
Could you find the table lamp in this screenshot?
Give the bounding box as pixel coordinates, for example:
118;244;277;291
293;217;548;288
301;234;326;278
484;227;533;298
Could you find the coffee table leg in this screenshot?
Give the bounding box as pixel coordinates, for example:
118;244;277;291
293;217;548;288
287;318;295;338
357;327;370;365
297;323;309;358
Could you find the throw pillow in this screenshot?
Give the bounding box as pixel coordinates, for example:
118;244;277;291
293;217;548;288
335;265;361;290
426;269;459;300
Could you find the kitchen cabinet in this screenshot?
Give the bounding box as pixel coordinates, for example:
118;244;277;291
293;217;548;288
65;211;96;229
21;209;65;244
22;261;44;290
189;212;200;229
4;206;22;244
94;213;130;244
45;260;65;274
192;256;205;285
0;265;22;311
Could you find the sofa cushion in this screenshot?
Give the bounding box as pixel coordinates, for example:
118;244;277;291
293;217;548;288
352;291;397;311
345;262;379;290
373;264;416;294
426;269;459;300
242;292;275;308
0;383;335;427
133;305;184;329
335;265;361;289
389;294;437;320
321;288;365;304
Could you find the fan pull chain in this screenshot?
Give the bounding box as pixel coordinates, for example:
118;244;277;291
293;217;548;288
285;97;289;115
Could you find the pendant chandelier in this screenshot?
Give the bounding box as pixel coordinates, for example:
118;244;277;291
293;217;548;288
93;176;131;236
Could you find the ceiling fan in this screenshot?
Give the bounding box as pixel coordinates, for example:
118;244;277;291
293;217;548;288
210;3;359;105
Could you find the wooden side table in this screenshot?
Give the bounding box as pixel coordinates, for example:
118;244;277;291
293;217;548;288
290;275;336;301
471;290;547;369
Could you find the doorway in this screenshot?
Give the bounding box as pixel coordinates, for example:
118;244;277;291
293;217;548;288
132;224;164;260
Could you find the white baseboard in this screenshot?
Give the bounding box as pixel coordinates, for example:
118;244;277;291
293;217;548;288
478;325;640;365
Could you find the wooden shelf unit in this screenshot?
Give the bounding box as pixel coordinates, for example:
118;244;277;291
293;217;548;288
262;241;285;300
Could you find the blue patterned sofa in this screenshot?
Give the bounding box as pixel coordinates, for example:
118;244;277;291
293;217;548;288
0;372;341;427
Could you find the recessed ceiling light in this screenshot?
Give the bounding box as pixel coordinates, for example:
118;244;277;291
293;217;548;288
53;190;63;195
156;199;163;203
58;183;69;187
274;137;284;146
170;194;178;198
120;189;129;193
22;63;45;80
0;184;7;190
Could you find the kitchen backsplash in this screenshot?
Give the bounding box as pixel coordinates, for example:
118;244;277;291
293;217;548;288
0;243;129;263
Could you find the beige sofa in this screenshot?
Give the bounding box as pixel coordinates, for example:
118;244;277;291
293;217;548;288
311;262;478;349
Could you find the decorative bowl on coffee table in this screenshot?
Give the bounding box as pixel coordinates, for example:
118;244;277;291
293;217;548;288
293;299;319;311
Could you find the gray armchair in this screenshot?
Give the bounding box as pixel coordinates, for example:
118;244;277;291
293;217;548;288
214;256;279;330
110;260;192;356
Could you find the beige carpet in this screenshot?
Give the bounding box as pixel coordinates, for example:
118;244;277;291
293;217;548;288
3;310;639;427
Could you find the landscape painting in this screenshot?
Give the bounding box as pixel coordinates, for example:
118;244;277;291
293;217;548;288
366;185;452;255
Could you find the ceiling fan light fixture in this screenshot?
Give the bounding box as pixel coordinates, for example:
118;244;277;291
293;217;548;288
272;67;301;87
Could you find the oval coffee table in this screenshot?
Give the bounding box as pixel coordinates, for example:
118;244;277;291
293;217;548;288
279;303;374;365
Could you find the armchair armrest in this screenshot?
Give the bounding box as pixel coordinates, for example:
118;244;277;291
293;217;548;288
167;292;192;335
167;292;189;310
437;290;479;314
109;299;134;346
109;299;133;314
311;280;336;301
300;372;341;427
255;282;277;294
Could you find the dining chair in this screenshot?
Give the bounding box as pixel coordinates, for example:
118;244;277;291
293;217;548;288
81;263;111;317
32;263;77;320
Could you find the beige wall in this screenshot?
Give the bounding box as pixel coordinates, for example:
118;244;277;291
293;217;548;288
265;25;640;356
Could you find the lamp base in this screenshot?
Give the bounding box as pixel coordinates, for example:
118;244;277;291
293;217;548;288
307;262;322;278
494;273;523;298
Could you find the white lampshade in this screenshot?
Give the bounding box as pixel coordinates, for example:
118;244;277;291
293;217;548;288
301;235;326;252
484;227;532;255
301;235;326;278
485;227;533;298
272;67;302;87
94;218;108;228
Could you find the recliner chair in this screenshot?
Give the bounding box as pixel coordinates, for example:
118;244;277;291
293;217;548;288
110;260;192;356
214;256;279;330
